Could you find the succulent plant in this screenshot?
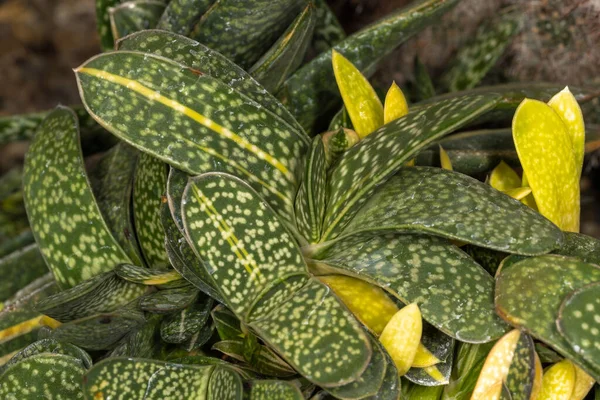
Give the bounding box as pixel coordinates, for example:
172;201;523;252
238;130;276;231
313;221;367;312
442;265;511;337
1;0;600;399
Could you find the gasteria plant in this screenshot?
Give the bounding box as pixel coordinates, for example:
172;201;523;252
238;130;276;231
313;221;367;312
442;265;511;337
1;0;600;399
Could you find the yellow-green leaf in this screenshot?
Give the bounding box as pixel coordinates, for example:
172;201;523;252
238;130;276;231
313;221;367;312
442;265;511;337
379;303;422;376
332;50;383;138
412;344;441;368
521;172;538;210
439;145;453;171
384;82;409;124
571;364;595;400
547;87;585;176
318;275;398;335
538;359;575;400
504;187;532;201
512;99;579;232
490;161;521;192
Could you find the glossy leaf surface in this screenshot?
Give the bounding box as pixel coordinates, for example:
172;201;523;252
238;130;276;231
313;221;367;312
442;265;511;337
250;380;304;400
157;0;215;35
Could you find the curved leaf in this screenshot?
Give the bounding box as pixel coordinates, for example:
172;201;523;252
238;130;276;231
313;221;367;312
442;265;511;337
156;0;215;35
96;0;121;50
161;296;213;344
139;286;199;314
250;380;304;400
384;81;409;124
548;86;585;175
4;338;92;370
311;0;345;53
23;107;131;288
380;304;422;376
537;359;575;400
109;0;165;41
339;167;562;255
555;232;600;265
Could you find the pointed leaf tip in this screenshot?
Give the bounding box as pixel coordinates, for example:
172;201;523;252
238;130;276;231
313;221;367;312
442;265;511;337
384;81;409;124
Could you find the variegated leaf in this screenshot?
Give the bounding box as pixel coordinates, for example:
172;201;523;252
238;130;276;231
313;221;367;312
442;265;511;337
160;296;213;344
133;152;169;268
156;0;215;36
140;286;199;314
322;94;501;241
212;340;295;377
383;82;409;124
555;232;600;265
295;137;327;243
495;254;600;380
380;304;422;376
117;30;307;137
338;167;562;255
109;315;160;358
96;0;122;50
76;51;306;224
404;351;453;387
250;380;304;400
109;0;164;41
309;233;509;343
189;0;308;68
249;3;316;93
4;338;92;370
557;282;600;372
311;0;345;53
212;305;243;341
115;263;184;287
537;359;575;400
23;107;131;288
278;0;460;132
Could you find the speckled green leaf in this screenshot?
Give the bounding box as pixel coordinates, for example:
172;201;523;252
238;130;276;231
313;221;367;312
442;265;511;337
96;0;122;50
160;296;212;344
4;338;92;370
189;0;307;68
0;244;47;302
35;271;145;322
90;142;144;265
336;167;562;255
295;137;326;243
325;334;389;399
555;232;600;265
311;0;345;53
109;0;164;41
23;107;131;289
495;255;600;379
504;333;536;400
207;365;244;400
412;56;436;101
140;286;199;314
51;308;146;351
557;282;600;372
364;348;402;400
321;127;359;167
76;52;306;224
322;94;501;240
212;305;243;341
84;358;237;399
166;167;189;232
0;353;85;399
133;152;169;268
250;380;304;400
115;263;183;288
249;3;315;93
182;320;215;352
0;111;46;144
310;233;509;343
109;314;160;358
442;10;521;92
156;0;214;35
212;340;296;377
278;0;459;132
117;30;308;138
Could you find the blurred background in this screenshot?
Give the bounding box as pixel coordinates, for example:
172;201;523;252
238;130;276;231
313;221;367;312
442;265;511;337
0;0;599;233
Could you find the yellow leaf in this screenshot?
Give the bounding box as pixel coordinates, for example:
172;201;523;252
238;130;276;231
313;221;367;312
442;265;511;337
319;275;398;335
538;359;575;400
570;364;595;400
332;50;383;138
412;343;441;368
530;352;543;400
548;87;585;177
503;186;532;201
471;329;521;400
490;161;521;192
405;159;415;167
379;303;422;375
521;172;538;211
383;81;409;124
439;145;453;171
512;99;579;232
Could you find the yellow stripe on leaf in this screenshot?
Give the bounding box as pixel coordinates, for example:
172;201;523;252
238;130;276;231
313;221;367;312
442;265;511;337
0;315;61;343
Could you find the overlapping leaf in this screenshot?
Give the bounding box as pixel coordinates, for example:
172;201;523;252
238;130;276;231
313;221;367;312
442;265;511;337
109;0;165;41
249;380;304;400
157;0;215;35
555;232;600;265
4;338;92;370
116;263;183;287
76;51;306;223
161;296;213;343
322;94;501;240
309;233;509;343
23;107;131;288
140;286;199;314
0;244;47;302
311;0;345;53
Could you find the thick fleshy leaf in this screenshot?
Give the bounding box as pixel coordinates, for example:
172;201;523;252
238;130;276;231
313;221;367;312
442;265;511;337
439;145;453;170
109;315;160;358
250;380;304;400
76;51;306;223
84;358;242;399
23;107;131;288
160;296;212;344
548;86;585;175
212;305;243;341
405;355;453;387
295;137;327;243
96;0;121;50
321;127;359;166
380;304;422;376
0;244;47;302
140;286;199;314
371;349;402;400
414;323;454;369
555;232;600;265
309;234;509;343
384;82;409;124
338;167;562;255
557;282;600;371
117;30;307;137
441;341;495;400
571;364;596;400
538;359;575;400
489;161;521;192
311;0;345;53
322;94;501;241
442;10;521;92
212;340;296;377
512;99;579;232
412;57;436;101
109;0;164;41
278;0;460;132
332;50;383;138
116;263;183;287
318;275;398;335
90;142;144;265
156;0;215;35
495;254;600;379
5;338;92;371
189;0;308;68
36;271;146;322
0;353;85;398
249;3;316;93
133;152;169;268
